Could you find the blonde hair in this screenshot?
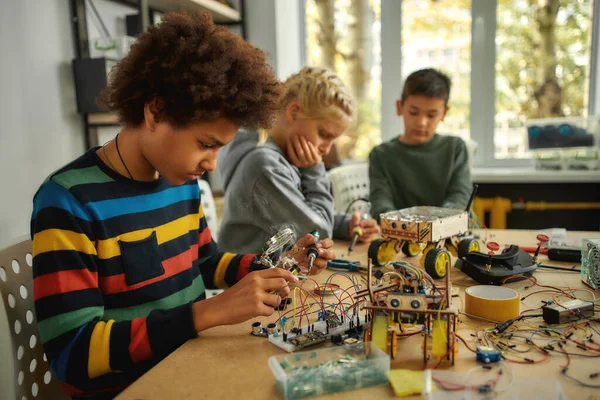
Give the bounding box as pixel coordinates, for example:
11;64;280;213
259;66;355;143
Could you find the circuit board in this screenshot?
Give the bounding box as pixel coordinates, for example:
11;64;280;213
268;316;370;352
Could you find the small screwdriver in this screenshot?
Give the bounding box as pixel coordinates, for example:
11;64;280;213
306;230;320;273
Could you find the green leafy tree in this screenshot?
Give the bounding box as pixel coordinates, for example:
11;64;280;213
497;0;591;121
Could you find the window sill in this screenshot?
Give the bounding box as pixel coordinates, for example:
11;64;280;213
472;168;600;183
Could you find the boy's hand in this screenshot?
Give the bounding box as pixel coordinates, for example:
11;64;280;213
192;268;298;332
286;233;335;275
349;212;380;243
287;136;322;168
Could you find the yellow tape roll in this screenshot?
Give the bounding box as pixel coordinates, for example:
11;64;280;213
464;286;519;322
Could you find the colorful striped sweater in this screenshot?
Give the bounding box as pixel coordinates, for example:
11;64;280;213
31;149;257;397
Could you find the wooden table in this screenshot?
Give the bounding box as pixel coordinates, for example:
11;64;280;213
117;230;599;399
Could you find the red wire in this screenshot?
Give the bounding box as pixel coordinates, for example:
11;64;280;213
520;289;564;300
558;346;571;369
455;333;477;353
502;342;552;365
502;275;575;299
563;320;600;352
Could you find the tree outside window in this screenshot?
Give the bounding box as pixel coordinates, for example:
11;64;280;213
305;0;381;160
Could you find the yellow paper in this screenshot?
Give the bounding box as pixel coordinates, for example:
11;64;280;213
389;369;423;397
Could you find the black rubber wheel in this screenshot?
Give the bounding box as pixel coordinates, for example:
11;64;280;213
401;242;422;257
458;238;480;259
424;248;451;279
368;238;387;266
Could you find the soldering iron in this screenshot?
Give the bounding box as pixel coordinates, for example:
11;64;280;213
348;225;362;255
306;230;320;273
348;208;371;255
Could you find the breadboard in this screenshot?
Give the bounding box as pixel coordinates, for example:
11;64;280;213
268;316;369;352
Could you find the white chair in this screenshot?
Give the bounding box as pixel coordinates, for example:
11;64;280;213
465;138;478;169
0;237;69;400
328;162;370;214
197;179;219;242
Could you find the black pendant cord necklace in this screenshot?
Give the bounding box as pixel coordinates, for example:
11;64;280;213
115;133;134;180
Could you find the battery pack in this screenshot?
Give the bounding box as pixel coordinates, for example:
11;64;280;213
542;299;594;325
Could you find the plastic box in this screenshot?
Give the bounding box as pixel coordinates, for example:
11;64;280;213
268;342;390;399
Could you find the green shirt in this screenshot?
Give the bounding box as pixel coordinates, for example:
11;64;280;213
368;134;472;221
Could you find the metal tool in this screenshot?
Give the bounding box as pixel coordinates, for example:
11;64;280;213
327;258;366;273
306;230;320;273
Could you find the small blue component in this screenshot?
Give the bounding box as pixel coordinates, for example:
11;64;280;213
476;346;502;364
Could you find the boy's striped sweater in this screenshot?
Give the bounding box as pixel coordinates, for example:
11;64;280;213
31;148;256;397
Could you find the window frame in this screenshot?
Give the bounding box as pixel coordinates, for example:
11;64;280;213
379;0;600;167
304;0;599;164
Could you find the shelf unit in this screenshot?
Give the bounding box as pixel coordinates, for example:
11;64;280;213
144;0;240;23
87;113;120;126
70;0;245;148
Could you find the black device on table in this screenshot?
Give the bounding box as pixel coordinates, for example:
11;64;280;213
455;244;539;285
547;247;581;263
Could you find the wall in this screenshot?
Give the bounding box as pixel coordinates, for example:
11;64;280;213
0;1;87;398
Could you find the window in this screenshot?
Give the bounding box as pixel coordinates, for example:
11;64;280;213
494;0;594;159
383;0;598;166
307;0;599;165
401;0;472;143
305;0;381;160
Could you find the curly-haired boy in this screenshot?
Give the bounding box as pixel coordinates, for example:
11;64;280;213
30;12;334;399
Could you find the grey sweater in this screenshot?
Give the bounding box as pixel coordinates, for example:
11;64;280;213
217;129;351;253
369;134;472;221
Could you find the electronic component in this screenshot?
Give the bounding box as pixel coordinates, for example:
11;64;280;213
542;299;594;324
476;346;502;363
267;323;278;335
344;337;360;345
386;295;403;309
385;294;427;311
581;238;600;289
327;315;342;328
548;247;581;263
289;330;328;350
251;322;262;335
250;322;269;337
268;316;370;352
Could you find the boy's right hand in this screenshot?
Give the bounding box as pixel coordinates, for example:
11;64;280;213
192;268;298;332
287;135;322;168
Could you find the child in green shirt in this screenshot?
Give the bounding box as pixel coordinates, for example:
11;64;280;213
369;68;472;221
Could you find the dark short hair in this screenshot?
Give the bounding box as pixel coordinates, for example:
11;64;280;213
98;12;281;129
400;68;451;104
